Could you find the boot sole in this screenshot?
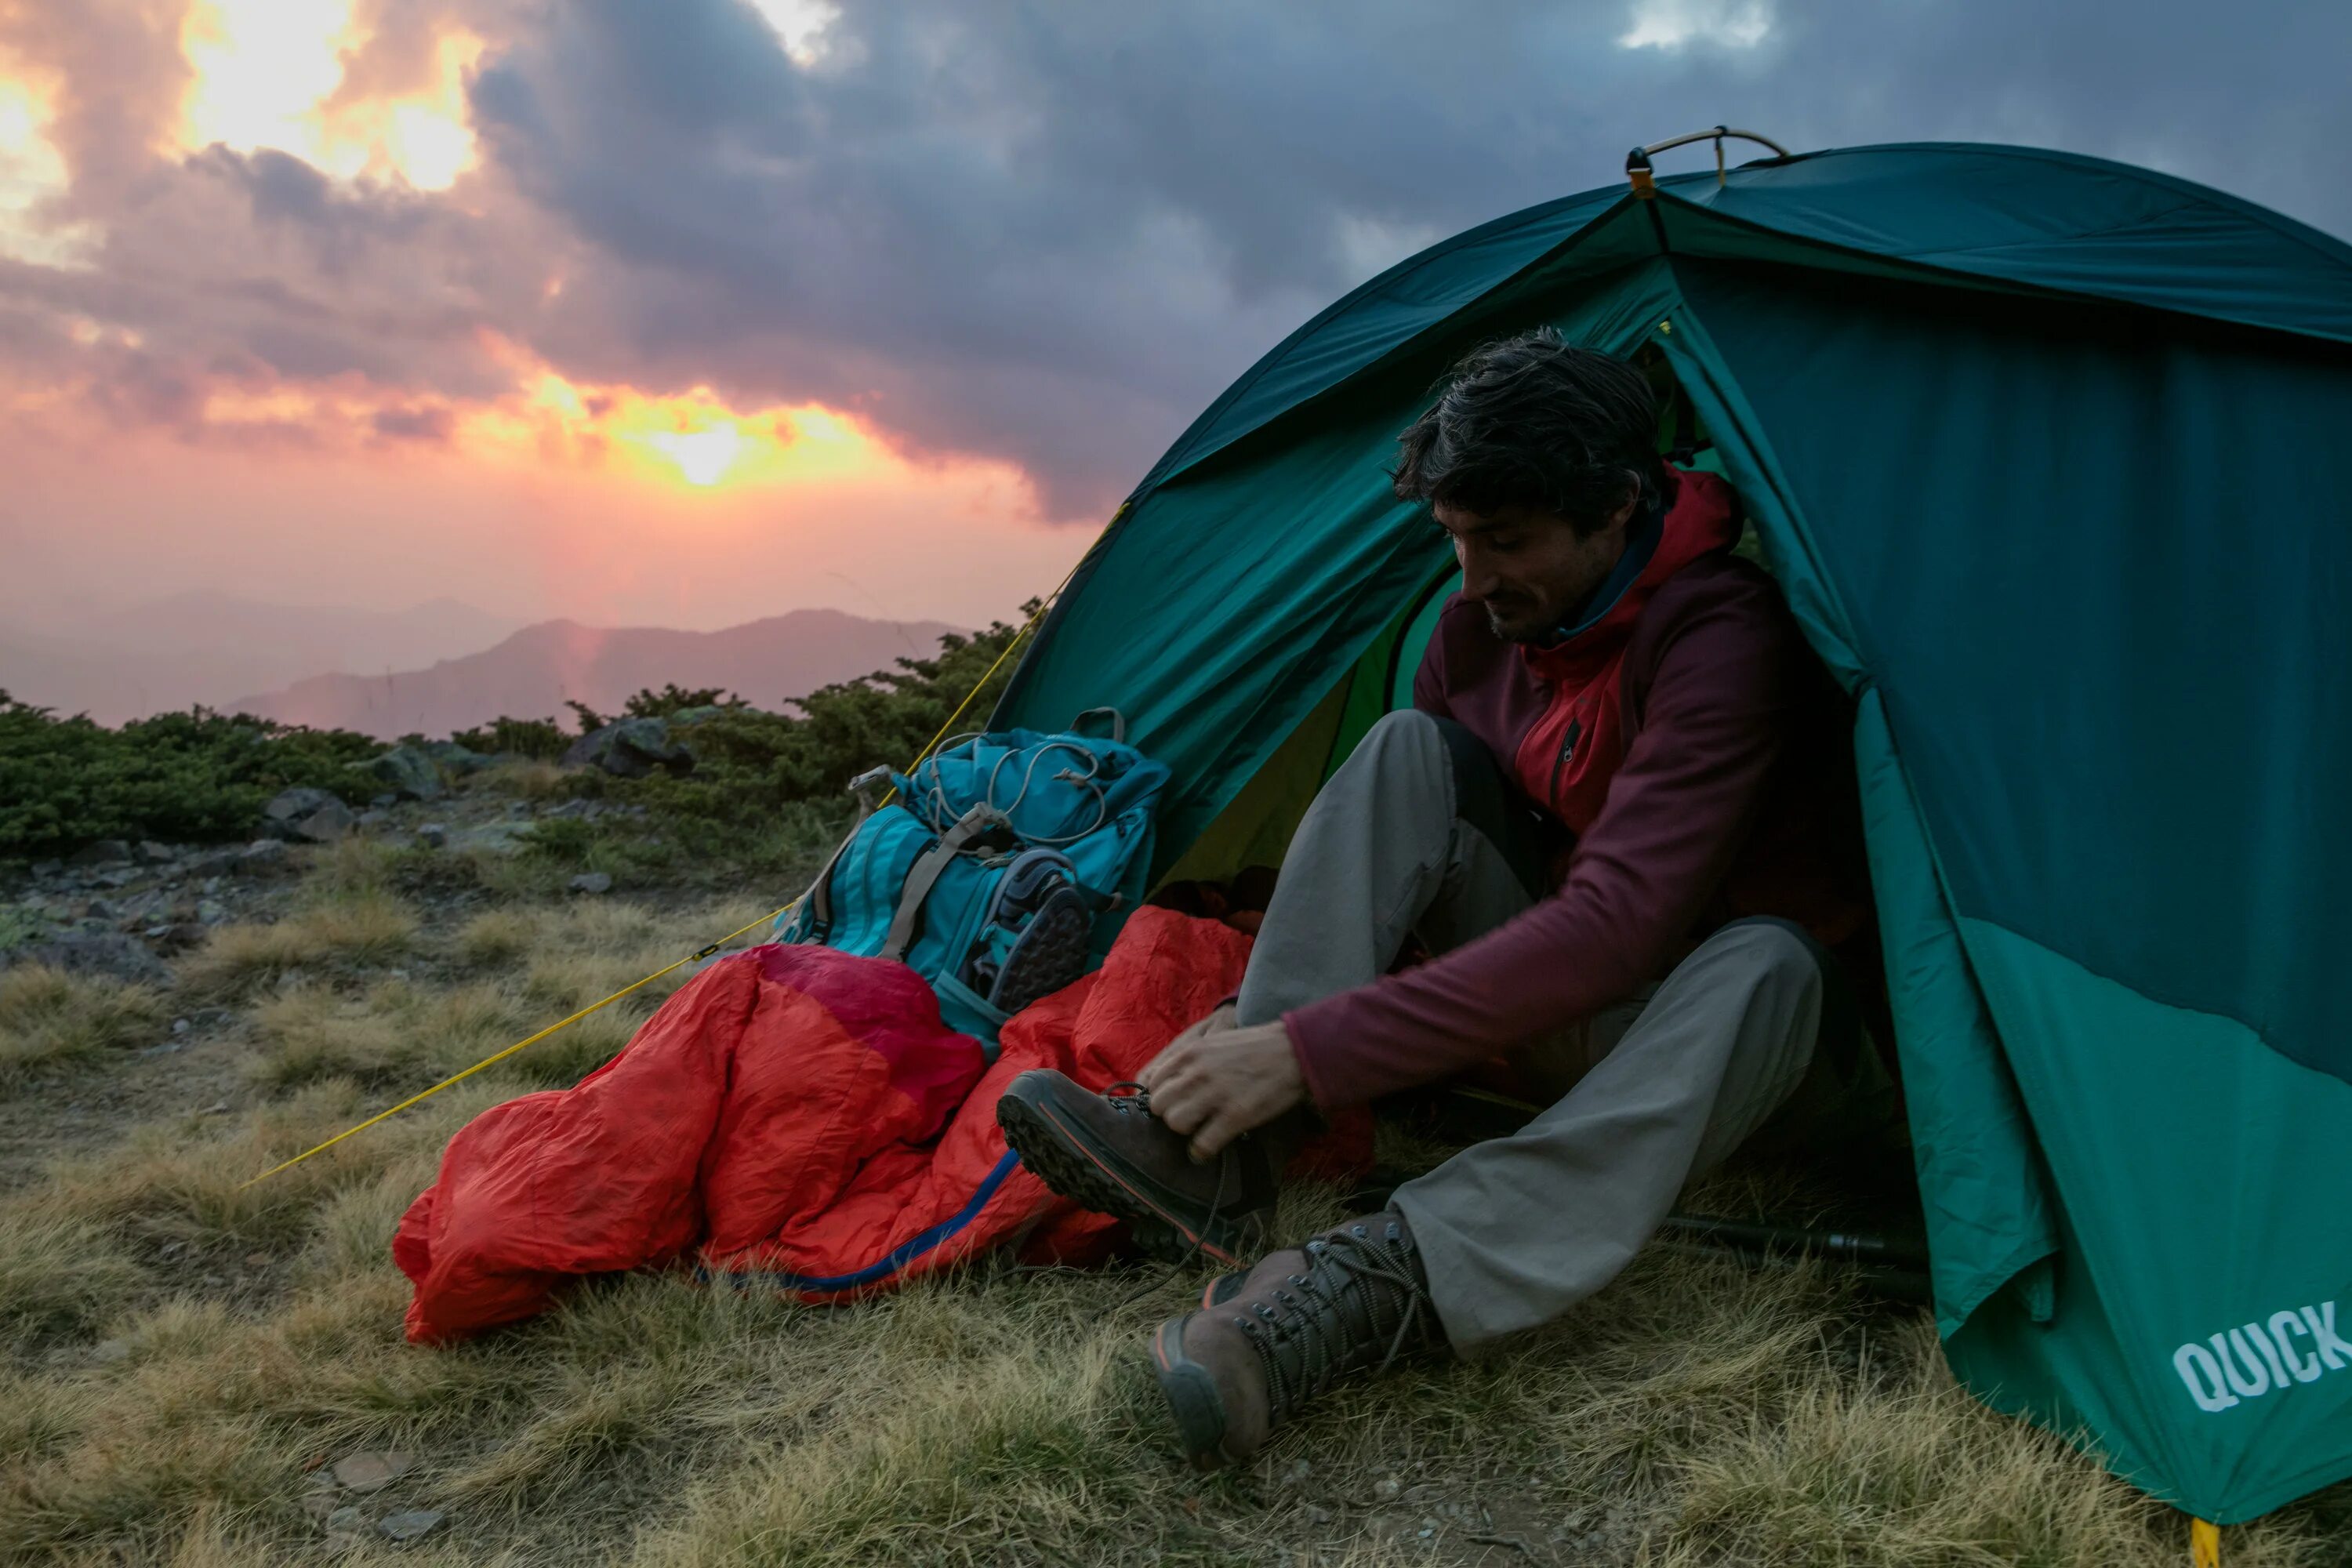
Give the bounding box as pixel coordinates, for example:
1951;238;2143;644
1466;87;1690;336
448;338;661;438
996;1080;1261;1266
1150;1313;1236;1470
987;888;1093;1015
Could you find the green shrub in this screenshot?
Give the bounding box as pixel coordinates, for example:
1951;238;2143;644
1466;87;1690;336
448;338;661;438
623;684;740;719
0;696;378;858
448;715;568;760
516;817;598;862
0;607;1029;862
610;608;1033;838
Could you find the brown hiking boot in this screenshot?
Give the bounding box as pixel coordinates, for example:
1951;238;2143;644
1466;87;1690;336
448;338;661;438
1149;1209;1439;1468
996;1069;1282;1264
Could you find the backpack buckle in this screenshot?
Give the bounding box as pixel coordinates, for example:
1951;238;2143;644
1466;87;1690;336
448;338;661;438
845;765;895;818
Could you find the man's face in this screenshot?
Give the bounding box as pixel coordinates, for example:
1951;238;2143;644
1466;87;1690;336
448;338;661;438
1434;492;1639;643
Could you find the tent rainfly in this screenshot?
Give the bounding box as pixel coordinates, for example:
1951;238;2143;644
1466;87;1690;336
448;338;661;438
996;136;2352;1524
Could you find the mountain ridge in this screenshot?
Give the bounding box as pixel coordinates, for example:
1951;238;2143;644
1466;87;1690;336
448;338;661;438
0;594;524;724
232;608;964;740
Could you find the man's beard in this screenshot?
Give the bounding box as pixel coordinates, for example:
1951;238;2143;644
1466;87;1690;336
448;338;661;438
1483;603;1550;643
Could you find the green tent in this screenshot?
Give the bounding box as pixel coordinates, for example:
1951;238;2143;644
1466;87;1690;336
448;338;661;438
995;139;2352;1522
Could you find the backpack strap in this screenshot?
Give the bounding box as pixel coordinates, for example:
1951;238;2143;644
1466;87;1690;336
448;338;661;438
1070;706;1127;743
880;804;1007;963
797;830;853;942
797;767;897;942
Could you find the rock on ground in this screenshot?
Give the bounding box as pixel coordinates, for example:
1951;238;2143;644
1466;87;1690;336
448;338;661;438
263;787;339;824
237;840;291;875
289;798;356;843
422;740;495;777
330;1450;414;1493
263;787;356;843
350;745;445;802
563;717;695;779
0;932;174;987
378;1509;445;1542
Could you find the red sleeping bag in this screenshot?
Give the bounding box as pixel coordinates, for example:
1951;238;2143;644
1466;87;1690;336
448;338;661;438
394;906;1363;1343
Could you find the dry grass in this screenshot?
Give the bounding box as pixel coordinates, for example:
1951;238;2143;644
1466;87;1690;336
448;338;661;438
182;893;419;1000
1;848;2345;1566
243;898;731;1097
306;838;401;901
452;909;538;968
28;1078;482;1253
481;759;579;802
0;1210;144;1342
0;963;168;1090
10;1166;2343;1568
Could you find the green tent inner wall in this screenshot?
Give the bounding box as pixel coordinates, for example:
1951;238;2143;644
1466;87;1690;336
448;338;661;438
994;143;2352;1522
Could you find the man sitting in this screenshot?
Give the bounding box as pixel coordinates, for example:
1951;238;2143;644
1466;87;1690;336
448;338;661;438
997;329;1885;1468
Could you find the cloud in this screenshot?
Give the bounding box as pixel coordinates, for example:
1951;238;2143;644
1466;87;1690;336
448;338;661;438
0;0;2347;525
368;400;451;443
1620;0;1774;51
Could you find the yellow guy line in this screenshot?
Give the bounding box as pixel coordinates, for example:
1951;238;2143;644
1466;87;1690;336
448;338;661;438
238;549;1096;1189
238;907;789;1189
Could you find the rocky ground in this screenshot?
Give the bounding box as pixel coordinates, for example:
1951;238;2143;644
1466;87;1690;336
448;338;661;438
2;739;662;959
0;757;672;1189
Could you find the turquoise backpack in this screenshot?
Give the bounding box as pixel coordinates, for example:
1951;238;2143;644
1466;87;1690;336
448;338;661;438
775;713;1170;1050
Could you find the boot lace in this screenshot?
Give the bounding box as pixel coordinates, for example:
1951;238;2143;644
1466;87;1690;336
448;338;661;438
1108;1080;1232;1308
1232;1218;1434;1423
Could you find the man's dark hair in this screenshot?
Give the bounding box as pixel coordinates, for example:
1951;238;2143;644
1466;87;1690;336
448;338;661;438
1392;329;1663;535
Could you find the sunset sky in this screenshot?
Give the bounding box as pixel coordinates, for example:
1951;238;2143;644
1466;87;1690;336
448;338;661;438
2;0;2344;636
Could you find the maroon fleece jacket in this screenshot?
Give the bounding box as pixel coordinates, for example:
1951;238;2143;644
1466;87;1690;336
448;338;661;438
1283;520;1873;1111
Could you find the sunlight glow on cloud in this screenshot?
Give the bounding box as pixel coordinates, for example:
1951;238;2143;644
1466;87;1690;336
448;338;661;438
179;0;351;156
1618;0;1773;50
329;29;487;190
177;0;484;190
199;381;332;434
647;423;747;487
0;70;99;267
746;0;848;68
452;347;1014;503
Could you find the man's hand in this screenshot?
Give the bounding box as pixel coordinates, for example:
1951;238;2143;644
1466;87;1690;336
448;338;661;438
1137;1005;1307;1162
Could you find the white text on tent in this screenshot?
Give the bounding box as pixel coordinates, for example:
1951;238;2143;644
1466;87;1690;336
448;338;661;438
2173;1303;2352;1413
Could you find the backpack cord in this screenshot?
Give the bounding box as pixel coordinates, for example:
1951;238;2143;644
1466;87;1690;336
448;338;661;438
908;736;1112;848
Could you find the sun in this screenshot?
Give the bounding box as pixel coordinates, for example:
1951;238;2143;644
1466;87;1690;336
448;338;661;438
647;423;750;488
453;350;891;495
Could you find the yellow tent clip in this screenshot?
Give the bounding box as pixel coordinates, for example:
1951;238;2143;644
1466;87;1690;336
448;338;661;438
2190;1517;2221;1567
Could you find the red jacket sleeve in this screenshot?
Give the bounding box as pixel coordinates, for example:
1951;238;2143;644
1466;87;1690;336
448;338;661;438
1283;573;1797;1109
